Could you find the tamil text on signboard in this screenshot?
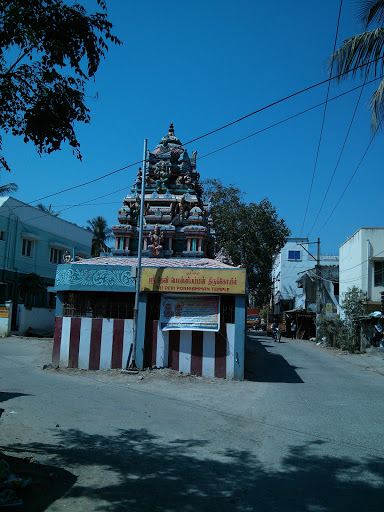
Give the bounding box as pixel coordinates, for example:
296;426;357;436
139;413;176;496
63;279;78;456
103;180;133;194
141;267;246;294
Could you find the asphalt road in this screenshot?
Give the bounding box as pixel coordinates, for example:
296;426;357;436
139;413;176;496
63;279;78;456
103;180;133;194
1;333;384;511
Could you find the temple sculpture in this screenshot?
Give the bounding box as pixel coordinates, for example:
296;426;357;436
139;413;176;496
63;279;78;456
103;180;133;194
111;124;215;258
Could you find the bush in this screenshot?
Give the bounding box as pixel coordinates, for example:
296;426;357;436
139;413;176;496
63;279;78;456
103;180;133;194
315;315;359;350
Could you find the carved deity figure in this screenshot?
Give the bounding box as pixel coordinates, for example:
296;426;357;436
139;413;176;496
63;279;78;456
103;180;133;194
63;250;73;264
156;162;169;193
148;224;164;257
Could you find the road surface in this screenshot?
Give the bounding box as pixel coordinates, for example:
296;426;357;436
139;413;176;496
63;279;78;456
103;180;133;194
1;333;384;511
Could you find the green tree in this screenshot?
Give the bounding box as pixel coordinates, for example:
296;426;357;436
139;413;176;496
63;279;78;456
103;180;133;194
341;285;366;351
330;0;384;131
0;0;120;172
203;179;290;305
87;215;112;257
36;203;60;216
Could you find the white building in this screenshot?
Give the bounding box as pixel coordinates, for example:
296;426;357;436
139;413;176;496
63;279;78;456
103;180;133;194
272;237;338;313
339;227;384;313
0;196;92;333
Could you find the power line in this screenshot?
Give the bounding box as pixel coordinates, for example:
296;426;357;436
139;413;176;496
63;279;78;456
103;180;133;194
11;53;384;210
198;79;378;162
300;0;343;236
307;80;366;237
317;127;379;233
23;78;380;222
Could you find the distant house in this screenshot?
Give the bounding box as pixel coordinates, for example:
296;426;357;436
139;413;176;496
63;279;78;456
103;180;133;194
0;196;92;333
271;237;338;314
296;265;339;314
339;227;384;315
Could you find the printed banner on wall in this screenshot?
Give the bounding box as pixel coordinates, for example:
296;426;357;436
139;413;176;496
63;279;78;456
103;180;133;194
141;267;246;294
160;295;220;331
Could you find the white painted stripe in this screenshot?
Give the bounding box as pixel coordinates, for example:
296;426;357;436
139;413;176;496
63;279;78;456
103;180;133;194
122;319;134;369
59;316;71;367
99;319;114;369
202;331;215;377
226;323;235;379
156;326;169;368
78;317;92;369
179;331;192;374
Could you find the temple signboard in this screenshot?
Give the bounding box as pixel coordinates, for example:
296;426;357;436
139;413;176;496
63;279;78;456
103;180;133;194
141;267;246;294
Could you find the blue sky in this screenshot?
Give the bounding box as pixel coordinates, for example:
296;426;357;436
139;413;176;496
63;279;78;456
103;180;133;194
2;0;382;255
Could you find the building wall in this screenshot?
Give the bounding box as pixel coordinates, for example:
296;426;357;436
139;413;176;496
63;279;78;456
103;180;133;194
339;227;384;305
0;197;92;281
272;237;338;313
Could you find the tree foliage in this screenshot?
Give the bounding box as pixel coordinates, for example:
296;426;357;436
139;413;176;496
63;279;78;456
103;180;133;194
87;215;112;257
329;0;384;131
36;203;60;216
203;179;290;305
342;285;366;320
0;181;18;195
0;0;120;171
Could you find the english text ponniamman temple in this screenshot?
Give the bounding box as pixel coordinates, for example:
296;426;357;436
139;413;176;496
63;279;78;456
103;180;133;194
53;126;246;379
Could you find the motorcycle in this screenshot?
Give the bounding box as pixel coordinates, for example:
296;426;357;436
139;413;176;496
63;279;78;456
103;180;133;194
272;327;281;343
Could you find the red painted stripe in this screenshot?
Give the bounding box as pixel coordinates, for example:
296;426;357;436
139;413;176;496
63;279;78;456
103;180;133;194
68;318;81;368
215;324;227;378
111;319;124;369
89;318;103;370
52;317;63;365
191;331;203;376
168;330;180;371
151;320;158;367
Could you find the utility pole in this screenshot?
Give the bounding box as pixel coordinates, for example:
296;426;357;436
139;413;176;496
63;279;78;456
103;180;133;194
315;237;321;341
127;138;147;369
297;238;322;340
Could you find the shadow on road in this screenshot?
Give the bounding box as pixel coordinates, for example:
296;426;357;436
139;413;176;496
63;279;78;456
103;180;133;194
0;451;76;511
0;392;32;403
2;429;383;511
245;332;304;383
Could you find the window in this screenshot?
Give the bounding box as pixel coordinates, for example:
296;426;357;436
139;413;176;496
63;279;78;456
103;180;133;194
0;231;6;241
374;261;384;287
21;238;33;257
50;247;63;264
288;250;301;261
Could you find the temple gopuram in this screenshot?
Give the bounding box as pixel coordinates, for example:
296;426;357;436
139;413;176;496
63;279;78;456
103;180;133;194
111;123;214;259
52;126;247;379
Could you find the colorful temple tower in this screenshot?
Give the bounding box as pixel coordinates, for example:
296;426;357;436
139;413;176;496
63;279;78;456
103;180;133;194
53;125;246;379
111;124;214;258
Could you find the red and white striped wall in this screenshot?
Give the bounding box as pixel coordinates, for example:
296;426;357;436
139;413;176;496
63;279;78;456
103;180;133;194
150;321;236;379
52;317;134;370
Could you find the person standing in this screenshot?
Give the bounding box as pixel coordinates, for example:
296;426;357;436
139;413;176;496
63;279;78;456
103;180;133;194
291;321;297;339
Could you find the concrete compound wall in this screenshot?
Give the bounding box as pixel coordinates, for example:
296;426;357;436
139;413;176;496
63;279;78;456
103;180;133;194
151;321;236;379
52;317;134;370
53;315;243;379
17;305;55;335
0;301;12;337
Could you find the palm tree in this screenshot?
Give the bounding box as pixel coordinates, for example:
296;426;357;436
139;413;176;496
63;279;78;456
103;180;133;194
0;182;18;195
87;216;112;257
36;203;60;216
330;0;384;131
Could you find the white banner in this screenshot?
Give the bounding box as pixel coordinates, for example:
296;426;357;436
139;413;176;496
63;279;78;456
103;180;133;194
160;295;220;331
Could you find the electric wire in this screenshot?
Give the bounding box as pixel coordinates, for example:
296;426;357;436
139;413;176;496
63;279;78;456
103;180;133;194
317;127;379;234
307;81;366;237
197;78;379;162
10;53;384;210
300;0;343;236
15;77;380;224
